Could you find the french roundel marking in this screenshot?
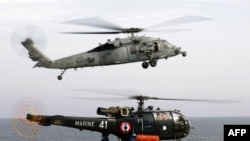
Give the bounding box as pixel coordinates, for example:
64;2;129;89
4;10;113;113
120;122;132;134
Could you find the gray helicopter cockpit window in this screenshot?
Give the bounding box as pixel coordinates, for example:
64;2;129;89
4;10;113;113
163;41;172;49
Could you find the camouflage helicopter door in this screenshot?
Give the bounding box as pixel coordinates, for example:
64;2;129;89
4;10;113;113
154;112;174;139
135;113;155;134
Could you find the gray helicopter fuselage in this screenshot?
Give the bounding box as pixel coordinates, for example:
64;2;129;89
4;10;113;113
21;36;185;80
46;36;181;69
20;15;212;80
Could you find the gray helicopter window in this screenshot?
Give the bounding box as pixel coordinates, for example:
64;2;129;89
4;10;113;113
164;41;172;48
142;42;147;46
87;43;115;53
154;42;160;51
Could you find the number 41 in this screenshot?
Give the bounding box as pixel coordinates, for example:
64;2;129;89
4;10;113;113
99;121;108;129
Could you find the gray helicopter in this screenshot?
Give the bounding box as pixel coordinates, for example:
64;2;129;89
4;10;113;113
20;15;211;80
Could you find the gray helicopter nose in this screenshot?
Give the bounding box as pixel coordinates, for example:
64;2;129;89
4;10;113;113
172;46;187;57
175;47;181;54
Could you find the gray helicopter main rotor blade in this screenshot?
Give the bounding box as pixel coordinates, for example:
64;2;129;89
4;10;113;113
63;17;123;31
62;15;211;34
61;31;122;34
146;15;212;29
144;28;192;33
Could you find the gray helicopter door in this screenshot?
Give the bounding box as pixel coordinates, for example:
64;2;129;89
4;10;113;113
154;42;162;52
100;47;128;64
127;45;139;62
136;113;155;134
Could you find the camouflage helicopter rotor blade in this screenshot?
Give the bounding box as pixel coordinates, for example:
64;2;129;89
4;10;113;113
66;96;127;102
155;97;241;104
67;88;138;97
128;95;241;104
67;89;240;104
66;89;135;102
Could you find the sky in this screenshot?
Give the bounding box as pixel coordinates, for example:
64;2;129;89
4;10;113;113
0;0;250;118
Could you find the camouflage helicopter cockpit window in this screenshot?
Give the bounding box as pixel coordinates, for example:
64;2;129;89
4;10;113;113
154;112;172;121
172;112;185;132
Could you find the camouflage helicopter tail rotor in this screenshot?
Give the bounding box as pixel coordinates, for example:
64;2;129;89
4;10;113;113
11;97;46;139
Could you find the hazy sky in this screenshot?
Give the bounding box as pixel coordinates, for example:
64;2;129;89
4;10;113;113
1;0;250;118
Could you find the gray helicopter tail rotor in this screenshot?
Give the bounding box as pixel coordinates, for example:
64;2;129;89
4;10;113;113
11;25;47;57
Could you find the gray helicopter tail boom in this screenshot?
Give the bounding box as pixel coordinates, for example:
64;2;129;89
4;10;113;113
21;38;53;68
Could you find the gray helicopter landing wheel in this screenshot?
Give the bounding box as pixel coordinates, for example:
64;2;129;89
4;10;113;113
142;62;149;69
149;59;157;67
182;52;187;57
57;75;62;80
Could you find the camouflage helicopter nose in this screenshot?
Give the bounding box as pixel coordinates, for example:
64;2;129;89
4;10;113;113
26;113;32;120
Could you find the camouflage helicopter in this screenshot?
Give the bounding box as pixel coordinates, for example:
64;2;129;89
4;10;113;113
18;15;211;80
25;95;192;141
12;90;239;141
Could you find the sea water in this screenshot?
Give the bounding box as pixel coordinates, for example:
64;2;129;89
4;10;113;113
1;117;249;141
